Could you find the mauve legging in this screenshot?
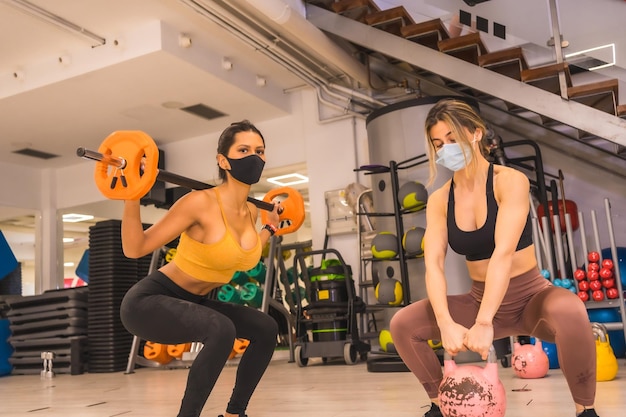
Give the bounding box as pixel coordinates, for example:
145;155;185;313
120;271;278;417
390;267;596;406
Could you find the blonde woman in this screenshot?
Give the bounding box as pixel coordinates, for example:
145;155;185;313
390;99;599;417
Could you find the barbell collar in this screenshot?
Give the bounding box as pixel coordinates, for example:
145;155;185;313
76;147;126;169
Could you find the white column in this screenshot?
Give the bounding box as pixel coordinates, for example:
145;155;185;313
36;169;63;292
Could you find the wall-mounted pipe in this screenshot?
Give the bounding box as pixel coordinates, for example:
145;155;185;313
241;0;385;89
181;0;381;118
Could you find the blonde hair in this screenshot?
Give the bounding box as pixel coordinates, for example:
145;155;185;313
424;99;488;186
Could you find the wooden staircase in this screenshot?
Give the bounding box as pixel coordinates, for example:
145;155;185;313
304;1;626;163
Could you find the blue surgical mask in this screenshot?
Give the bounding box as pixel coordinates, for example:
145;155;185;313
435;142;472;172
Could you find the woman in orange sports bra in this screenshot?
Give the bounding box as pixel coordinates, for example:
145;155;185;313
120;120;281;417
389;99;600;417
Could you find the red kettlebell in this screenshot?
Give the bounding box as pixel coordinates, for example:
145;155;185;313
511;338;549;379
438;346;506;417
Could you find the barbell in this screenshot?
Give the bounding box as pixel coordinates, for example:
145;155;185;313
76;130;305;235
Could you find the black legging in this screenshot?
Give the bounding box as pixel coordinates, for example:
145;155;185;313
120;271;278;417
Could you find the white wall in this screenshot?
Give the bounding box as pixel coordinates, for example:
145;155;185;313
0;162;41;211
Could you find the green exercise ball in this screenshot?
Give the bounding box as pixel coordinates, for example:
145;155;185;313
371;232;398;259
398;181;428;212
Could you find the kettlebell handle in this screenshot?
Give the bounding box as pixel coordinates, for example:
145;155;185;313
591;322;609;343
443;345;497;363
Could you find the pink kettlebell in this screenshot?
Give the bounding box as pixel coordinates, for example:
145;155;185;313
438;346;506;417
511;338;549;379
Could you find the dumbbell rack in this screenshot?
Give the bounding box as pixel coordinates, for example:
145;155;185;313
579;198;626;351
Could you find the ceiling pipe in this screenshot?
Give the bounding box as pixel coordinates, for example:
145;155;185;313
181;0;380;115
3;0;106;47
240;0;385;90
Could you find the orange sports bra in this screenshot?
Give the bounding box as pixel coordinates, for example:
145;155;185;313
172;190;262;283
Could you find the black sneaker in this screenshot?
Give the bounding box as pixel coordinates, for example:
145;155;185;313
424;403;443;417
578;409;599;417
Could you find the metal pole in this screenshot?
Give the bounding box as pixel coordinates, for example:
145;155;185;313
591;210;602;257
578;212;589;271
604;198;626;349
547;0;569;99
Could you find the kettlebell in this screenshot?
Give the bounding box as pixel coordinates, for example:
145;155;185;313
438;346;506;417
511;337;549;379
592;322;618;382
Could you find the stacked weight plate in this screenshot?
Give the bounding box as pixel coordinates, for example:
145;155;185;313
87;220;152;373
6;287;89;375
0;264;22;296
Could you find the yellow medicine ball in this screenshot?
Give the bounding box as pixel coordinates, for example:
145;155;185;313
375;278;403;306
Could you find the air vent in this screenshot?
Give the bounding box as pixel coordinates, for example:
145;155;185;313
180;104;227;121
12;148;59;159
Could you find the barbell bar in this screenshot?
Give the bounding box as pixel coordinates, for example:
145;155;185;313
76;145;275;211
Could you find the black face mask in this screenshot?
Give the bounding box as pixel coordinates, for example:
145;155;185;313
225;154;265;185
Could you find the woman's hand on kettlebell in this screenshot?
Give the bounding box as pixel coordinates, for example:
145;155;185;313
464;321;494;360
439;321;469;357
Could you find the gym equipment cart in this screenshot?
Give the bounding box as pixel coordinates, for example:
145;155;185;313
290;248;370;366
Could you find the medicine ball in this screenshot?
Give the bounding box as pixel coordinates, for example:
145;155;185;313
375;278;403;306
371;232;398;259
398;181;428;212
402;226;425;257
379;329;397;353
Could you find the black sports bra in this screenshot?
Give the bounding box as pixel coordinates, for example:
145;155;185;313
447;164;533;261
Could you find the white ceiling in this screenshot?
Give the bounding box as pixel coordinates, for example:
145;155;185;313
0;0;314;170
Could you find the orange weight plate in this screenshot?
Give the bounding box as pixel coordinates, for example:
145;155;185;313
143;341;174;365
167;343;192;359
261;187;305;236
94;131;159;200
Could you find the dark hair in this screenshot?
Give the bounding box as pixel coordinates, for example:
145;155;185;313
217;120;265;182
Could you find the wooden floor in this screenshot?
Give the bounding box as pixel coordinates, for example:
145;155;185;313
1;351;625;417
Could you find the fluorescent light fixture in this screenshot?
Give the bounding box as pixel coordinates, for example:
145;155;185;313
63;237;75;243
62;213;94;223
266;173;309;186
64;262;75;267
565;43;615;71
4;0;106;46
